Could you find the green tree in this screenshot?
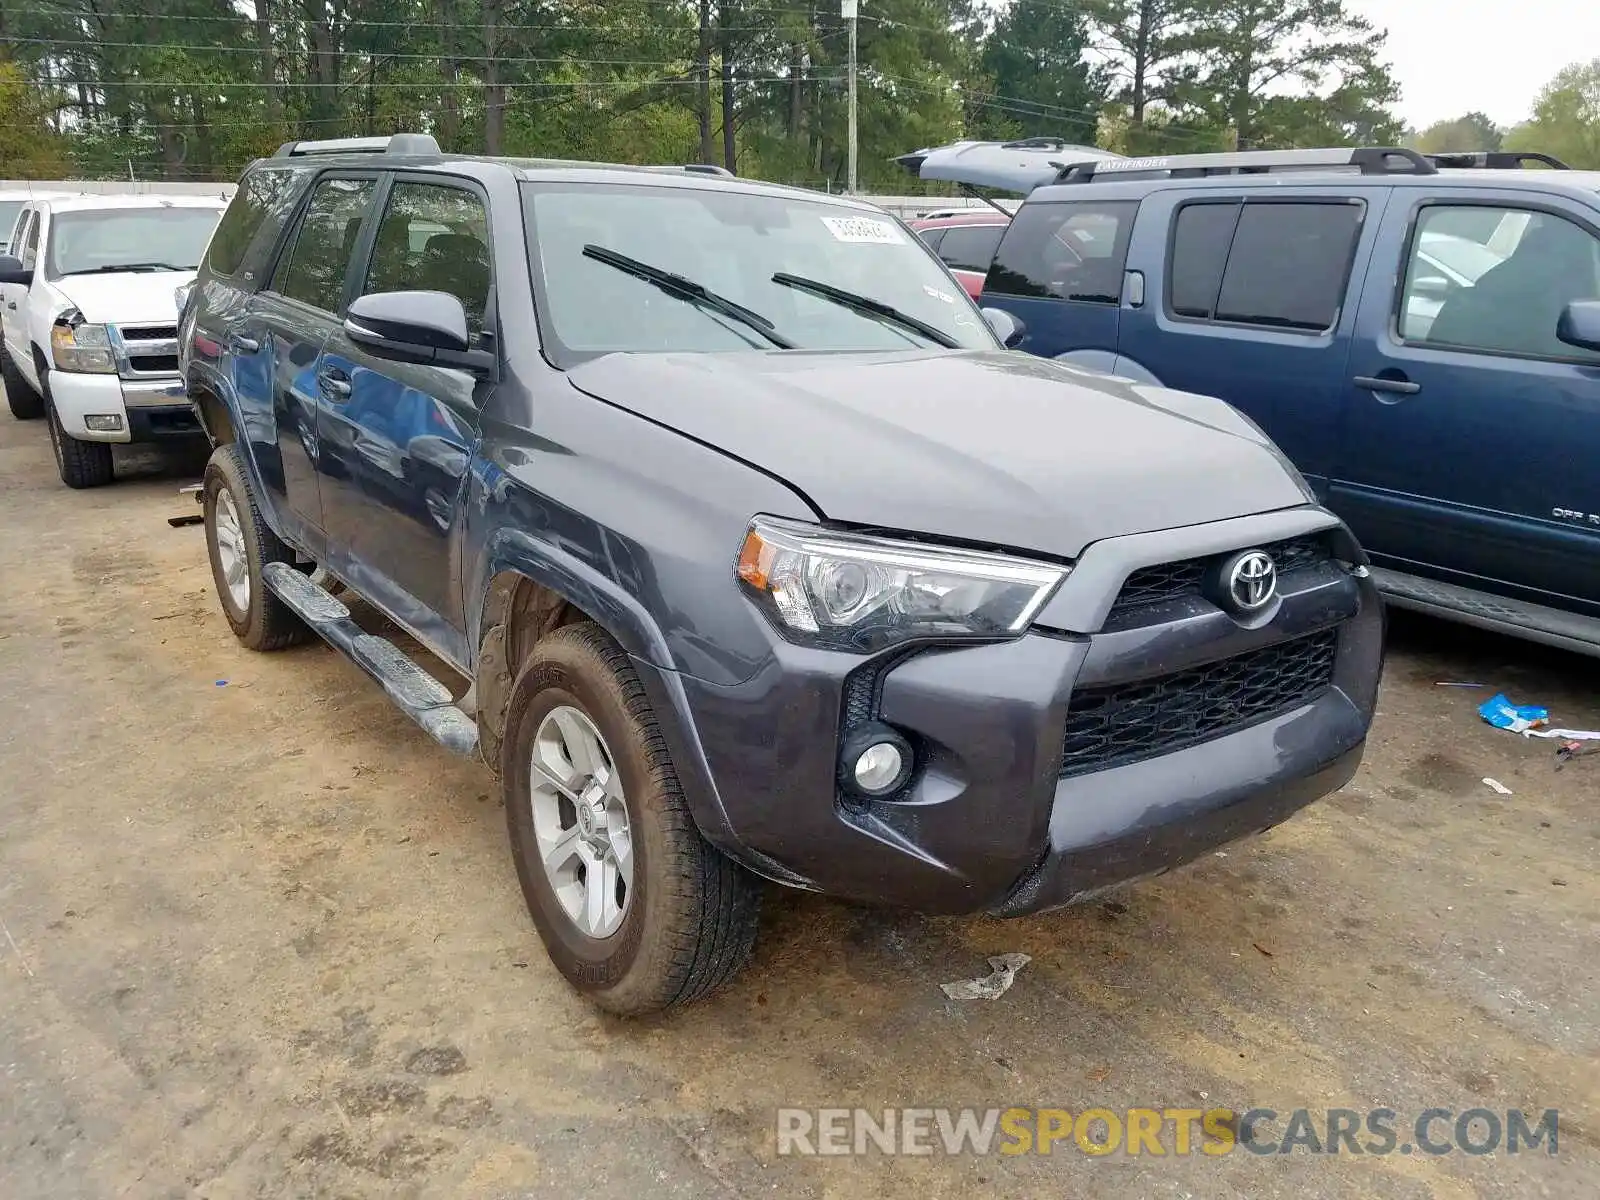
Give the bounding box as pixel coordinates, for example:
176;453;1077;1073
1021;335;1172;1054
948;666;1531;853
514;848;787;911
1083;0;1196;130
0;62;67;177
1504;59;1600;169
976;0;1105;142
1413;111;1503;153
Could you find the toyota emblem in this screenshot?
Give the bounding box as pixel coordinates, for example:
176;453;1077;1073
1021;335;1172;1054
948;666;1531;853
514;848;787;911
1222;550;1278;614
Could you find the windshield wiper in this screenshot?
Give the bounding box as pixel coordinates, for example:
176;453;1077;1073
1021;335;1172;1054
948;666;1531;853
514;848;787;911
60;262;192;276
581;244;796;349
770;272;960;348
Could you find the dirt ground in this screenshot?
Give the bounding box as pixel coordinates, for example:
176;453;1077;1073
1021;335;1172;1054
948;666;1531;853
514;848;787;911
1;415;1596;1200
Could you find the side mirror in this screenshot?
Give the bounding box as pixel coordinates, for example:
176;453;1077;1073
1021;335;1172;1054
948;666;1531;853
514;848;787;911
0;255;32;286
982;306;1025;348
1556;299;1600;353
344;290;493;371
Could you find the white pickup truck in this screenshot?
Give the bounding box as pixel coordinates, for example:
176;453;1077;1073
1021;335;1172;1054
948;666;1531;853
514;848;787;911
0;194;228;487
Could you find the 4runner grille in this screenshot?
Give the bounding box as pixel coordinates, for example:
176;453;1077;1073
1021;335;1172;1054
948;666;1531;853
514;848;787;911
1058;629;1339;778
1108;536;1331;623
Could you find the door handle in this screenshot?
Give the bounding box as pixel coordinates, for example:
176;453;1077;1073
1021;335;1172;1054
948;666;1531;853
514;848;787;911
1353;375;1421;396
5;301;15;311
228;333;260;353
318;366;352;399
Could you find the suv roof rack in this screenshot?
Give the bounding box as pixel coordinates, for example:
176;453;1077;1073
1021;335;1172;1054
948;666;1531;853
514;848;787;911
1053;146;1437;184
681;163;735;177
1424;150;1570;170
274;133;441;158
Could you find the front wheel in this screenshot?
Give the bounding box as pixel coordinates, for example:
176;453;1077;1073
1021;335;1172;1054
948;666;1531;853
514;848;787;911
45;381;114;488
503;622;762;1015
202;443;309;651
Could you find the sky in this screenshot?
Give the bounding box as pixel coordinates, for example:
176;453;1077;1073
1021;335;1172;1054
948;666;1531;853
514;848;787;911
1345;0;1600;130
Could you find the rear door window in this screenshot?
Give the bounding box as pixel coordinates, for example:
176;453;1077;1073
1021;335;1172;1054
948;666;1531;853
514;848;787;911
1168;200;1363;332
271;176;376;314
934;224;1005;273
985;200;1136;304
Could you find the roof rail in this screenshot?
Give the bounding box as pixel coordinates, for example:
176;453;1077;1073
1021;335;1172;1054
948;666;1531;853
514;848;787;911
1054;145;1436;184
681;163;735;177
273;133;441;158
1424;150;1570;170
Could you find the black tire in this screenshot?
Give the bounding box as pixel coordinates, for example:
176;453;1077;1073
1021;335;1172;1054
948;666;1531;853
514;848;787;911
503;622;761;1014
202;442;309;651
44;377;115;489
1;342;42;420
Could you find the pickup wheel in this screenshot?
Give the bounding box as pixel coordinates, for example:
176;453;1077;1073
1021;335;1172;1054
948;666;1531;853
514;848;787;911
44;376;115;489
202;443;309;651
1;341;42;419
503;622;761;1014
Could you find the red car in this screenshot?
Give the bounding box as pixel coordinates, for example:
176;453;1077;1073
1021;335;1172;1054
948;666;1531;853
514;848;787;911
909;210;1010;300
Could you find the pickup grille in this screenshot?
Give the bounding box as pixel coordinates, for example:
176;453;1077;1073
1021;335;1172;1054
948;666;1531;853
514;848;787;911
1058;629;1339;778
1108;536;1332;623
113;324;180;377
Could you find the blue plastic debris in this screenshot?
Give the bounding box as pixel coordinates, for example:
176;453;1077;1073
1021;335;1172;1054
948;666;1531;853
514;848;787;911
1478;693;1548;734
215;679;228;688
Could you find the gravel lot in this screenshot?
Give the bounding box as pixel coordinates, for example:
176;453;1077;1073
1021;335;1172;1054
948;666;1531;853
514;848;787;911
2;415;1596;1199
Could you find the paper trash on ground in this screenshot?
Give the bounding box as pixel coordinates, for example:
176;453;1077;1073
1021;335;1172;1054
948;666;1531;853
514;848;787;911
940;953;1032;1001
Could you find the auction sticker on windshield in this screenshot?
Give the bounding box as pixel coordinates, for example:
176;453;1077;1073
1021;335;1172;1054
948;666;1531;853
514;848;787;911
821;216;904;245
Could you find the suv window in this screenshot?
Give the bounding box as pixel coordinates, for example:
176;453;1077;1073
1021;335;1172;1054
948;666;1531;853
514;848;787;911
935;224;1005;273
363;181;491;340
1400;205;1600;361
273;177;375;313
985;200;1135;304
208;166;309;280
1168;201;1362;332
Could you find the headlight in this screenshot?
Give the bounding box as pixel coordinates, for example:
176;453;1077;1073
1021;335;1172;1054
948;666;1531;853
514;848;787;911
735;516;1067;651
51;320;116;374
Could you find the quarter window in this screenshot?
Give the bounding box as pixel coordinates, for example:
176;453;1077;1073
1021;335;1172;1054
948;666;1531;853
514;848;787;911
208;165;310;281
985;200;1136;304
362;182;492;340
1168;200;1362;332
935;224;1005;273
273;177;376;313
22;210;41;271
1399;204;1600;361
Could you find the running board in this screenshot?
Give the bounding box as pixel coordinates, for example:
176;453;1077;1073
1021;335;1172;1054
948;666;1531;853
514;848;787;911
262;562;480;755
1371;567;1600;659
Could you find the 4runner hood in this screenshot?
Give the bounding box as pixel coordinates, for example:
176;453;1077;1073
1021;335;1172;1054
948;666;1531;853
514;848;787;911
50;269;194;325
566;351;1312;559
895;139;1125;193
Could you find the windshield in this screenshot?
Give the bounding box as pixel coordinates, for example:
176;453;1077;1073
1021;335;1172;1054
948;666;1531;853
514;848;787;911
0;201;22;252
522;182;996;363
47;207;222;277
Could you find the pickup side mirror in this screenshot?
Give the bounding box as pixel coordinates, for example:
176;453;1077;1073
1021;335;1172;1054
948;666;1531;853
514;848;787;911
1556;299;1600;353
981;306;1025;348
343;290;493;372
0;255;32;286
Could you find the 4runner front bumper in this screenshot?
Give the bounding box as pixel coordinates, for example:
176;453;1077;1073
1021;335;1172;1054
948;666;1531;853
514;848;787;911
649;506;1384;916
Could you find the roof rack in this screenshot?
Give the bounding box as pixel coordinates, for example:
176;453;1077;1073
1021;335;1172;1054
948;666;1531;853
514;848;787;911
681;163;735;177
1054;146;1437;184
274;133;441;158
1424;150;1570;170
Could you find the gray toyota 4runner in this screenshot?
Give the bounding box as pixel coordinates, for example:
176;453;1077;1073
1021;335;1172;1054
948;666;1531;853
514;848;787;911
183;134;1385;1014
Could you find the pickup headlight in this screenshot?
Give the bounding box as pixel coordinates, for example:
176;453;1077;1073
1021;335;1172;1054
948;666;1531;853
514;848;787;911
736;516;1067;651
51;320;116;374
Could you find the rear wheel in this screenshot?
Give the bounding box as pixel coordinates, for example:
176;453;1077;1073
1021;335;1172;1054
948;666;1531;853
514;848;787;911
503;622;762;1014
1;342;42;420
202;443;309;651
44;375;114;489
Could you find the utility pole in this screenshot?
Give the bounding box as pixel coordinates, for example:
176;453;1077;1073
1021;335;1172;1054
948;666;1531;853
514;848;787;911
843;0;857;193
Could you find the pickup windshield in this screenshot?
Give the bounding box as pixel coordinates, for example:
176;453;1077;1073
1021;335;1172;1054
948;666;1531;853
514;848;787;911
523;181;996;364
48;207;222;278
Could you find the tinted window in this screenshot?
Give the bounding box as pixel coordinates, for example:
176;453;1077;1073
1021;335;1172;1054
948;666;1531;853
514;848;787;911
935;224;1005;272
1213;202;1361;331
207;166;309;280
916;228;946;253
1402;205;1600;361
1168;202;1240;319
22;211;40;270
274;177;375;313
0;201;22;252
363;182;491;340
985;200;1136;304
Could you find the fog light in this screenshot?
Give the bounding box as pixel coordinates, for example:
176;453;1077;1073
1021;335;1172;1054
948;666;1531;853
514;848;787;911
839;723;914;798
84;413;124;432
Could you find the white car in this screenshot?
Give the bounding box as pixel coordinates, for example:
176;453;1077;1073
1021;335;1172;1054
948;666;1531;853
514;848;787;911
0;194;228;487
